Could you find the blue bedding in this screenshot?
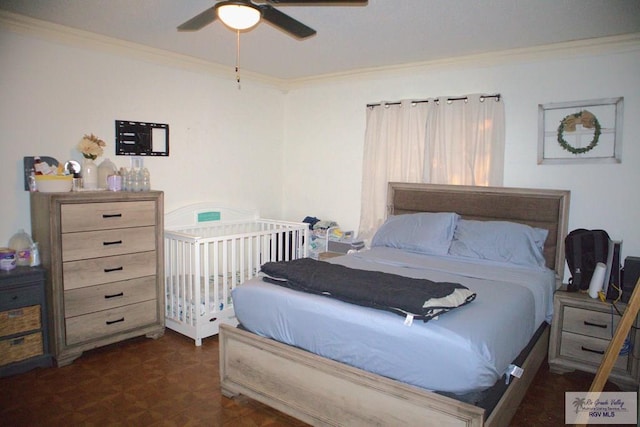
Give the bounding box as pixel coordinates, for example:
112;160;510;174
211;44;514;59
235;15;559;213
232;247;555;394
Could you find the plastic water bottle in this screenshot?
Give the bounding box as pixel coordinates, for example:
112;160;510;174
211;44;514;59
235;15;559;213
142;168;150;191
9;229;33;266
30;242;40;267
131;168;141;192
124;169;131;192
120;168;130;191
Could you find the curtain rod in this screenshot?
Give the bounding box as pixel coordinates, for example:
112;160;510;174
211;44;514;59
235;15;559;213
366;94;501;109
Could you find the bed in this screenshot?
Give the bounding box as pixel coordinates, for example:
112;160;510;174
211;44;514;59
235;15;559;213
219;183;570;427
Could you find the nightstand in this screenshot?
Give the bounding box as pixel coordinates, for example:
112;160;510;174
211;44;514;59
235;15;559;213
0;266;52;376
548;290;640;390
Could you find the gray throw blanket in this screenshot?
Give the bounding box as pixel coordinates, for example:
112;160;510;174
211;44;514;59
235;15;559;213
260;258;475;322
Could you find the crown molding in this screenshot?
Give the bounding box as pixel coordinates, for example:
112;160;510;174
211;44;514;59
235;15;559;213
1;9;638;92
0;10;289;91
286;32;640;88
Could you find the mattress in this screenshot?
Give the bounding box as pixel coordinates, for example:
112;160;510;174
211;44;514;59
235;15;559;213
165;275;233;321
231;246;556;394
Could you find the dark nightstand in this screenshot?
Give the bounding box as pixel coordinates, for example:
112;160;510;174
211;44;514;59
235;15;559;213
0;266;52;376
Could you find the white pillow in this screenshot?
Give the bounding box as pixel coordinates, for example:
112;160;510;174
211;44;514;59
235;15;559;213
371;212;460;255
448;219;548;267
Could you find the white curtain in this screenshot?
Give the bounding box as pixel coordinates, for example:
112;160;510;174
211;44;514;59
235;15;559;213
424;94;505;186
358;94;504;240
358;100;431;242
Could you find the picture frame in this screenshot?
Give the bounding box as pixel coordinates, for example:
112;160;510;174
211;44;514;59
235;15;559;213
538;97;623;164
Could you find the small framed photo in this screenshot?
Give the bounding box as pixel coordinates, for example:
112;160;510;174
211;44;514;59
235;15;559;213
538;97;623;164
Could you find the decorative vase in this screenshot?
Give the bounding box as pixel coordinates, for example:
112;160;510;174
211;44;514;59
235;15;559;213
82;158;98;190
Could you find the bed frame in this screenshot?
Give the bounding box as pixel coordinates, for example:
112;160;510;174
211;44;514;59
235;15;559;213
220;183;570;427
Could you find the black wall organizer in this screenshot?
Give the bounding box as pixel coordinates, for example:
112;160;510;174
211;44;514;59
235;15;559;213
115;120;169;157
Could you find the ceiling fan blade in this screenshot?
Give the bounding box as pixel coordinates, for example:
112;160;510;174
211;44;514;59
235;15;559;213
259;4;316;38
267;1;367;4
177;6;218;31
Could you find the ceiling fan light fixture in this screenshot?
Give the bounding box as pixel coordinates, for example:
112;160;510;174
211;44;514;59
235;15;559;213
215;1;262;31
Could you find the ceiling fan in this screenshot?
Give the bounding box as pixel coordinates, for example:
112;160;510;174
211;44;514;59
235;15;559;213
177;0;368;39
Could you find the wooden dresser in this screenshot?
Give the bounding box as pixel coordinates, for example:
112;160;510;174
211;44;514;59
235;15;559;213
0;266;52;376
30;191;165;366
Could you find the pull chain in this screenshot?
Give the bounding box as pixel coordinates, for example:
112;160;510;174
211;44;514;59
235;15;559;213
235;30;241;90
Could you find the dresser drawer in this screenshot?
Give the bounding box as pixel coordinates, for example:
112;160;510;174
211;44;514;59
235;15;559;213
0;332;43;365
61;201;156;233
0;305;41;337
65;276;157;318
0;285;40;311
65;300;158;345
560;331;628;372
63;251;156;290
62;226;157;261
563;306;618;340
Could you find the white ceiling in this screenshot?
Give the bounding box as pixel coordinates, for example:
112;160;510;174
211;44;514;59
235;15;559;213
1;0;639;80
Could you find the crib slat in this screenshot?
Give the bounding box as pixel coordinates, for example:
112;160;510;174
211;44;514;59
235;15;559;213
165;217;308;345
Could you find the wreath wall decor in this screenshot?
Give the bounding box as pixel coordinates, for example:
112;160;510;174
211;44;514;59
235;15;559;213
556;110;601;154
538;97;623;165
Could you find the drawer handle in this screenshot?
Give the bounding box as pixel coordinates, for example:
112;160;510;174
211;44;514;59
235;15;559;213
102;213;122;218
584;320;607;329
103;240;123;246
106;317;125;325
581;346;605;355
8;309;24;318
105;292;124;299
10;337;25;346
104;266;124;273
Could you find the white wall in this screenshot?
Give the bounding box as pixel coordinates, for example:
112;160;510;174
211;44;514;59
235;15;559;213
282;40;640;264
2;13;639;275
0;20;286;247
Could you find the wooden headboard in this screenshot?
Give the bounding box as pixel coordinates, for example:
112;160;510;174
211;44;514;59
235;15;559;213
387;182;571;281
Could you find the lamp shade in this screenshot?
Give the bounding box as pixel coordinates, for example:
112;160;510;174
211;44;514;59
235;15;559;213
216;2;261;31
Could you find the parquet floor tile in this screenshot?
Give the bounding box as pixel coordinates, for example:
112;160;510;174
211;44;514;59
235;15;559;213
0;329;629;426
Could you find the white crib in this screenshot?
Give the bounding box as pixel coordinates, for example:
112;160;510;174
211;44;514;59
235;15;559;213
164;204;308;345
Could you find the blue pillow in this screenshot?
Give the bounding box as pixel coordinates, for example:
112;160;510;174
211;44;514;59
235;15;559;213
371;212;460;255
448;220;548;267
